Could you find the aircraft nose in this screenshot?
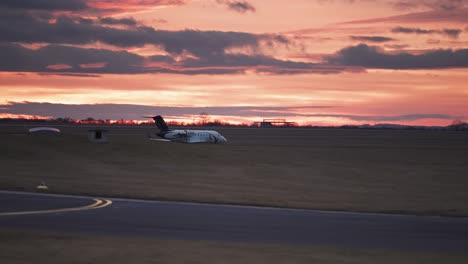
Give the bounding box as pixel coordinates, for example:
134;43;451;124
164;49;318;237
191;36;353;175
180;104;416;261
219;135;227;143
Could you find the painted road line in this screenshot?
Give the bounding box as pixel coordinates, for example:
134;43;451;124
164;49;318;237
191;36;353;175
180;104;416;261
0;198;112;216
93;199;113;209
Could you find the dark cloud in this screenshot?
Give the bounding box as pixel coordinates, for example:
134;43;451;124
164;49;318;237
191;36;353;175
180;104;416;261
0;0;88;11
392;26;435;34
0;3;354;76
180;53;353;74
392;26;462;38
0;43;353;75
217;0;256;13
0;0;348;76
349;35;395;43
149;55;175;64
327;44;468;69
384;44;410;50
0;9;279;57
0;102;331;120
151;29;266;57
99;17;137;26
0;43;145;74
0;11;143;47
227;1;256;13
38;73;101;78
391;0;468;10
442;28;463;38
7;0;465;76
421;0;468;11
0;0;185;12
78;17;94;24
391;1;419;10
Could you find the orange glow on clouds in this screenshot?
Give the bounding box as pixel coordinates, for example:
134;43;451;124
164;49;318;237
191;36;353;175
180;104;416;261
1;0;467;126
46;64;73;70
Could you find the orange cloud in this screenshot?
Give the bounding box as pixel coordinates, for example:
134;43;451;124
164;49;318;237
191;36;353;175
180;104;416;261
46;64;73;70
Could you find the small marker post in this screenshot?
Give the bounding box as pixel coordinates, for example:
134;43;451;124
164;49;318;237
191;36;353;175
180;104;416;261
36;180;49;190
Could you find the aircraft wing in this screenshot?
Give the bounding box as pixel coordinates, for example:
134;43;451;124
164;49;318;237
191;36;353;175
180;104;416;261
149;138;172;142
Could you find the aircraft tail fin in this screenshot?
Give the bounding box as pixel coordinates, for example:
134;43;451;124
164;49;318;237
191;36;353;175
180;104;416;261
153;115;170;132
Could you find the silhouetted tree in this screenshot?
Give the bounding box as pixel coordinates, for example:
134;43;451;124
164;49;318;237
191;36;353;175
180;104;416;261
200;112;209;125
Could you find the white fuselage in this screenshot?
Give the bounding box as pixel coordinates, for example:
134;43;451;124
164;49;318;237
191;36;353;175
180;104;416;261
161;129;227;144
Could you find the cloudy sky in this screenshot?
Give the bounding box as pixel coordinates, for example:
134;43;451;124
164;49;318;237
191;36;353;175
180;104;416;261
1;0;467;125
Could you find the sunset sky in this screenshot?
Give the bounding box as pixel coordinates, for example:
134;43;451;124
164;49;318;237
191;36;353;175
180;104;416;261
1;0;467;125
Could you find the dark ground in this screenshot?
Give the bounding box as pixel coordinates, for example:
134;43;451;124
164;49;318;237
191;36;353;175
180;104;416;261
1;124;467;216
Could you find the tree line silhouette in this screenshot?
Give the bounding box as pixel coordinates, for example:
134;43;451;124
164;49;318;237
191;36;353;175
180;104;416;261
1;116;467;130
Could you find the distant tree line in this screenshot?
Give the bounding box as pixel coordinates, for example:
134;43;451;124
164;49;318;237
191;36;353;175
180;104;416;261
1;116;467;130
448;120;468;131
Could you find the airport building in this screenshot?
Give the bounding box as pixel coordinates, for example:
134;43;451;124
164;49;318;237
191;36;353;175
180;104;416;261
253;119;296;127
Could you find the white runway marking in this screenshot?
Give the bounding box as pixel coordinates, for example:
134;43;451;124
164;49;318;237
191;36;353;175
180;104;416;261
0;197;112;216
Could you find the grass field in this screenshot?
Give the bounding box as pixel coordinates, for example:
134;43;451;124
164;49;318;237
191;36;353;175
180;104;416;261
1;125;468;216
1;229;467;264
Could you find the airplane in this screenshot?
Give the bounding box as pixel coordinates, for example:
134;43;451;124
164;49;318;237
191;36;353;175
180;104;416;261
148;115;228;144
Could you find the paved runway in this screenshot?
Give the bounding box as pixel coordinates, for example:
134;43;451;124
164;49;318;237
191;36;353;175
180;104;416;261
1;191;468;252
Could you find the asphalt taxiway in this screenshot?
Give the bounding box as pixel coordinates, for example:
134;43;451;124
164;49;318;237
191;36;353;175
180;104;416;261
1;191;467;252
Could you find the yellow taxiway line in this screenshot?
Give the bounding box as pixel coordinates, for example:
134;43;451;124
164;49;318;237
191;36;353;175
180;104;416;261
0;198;112;216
